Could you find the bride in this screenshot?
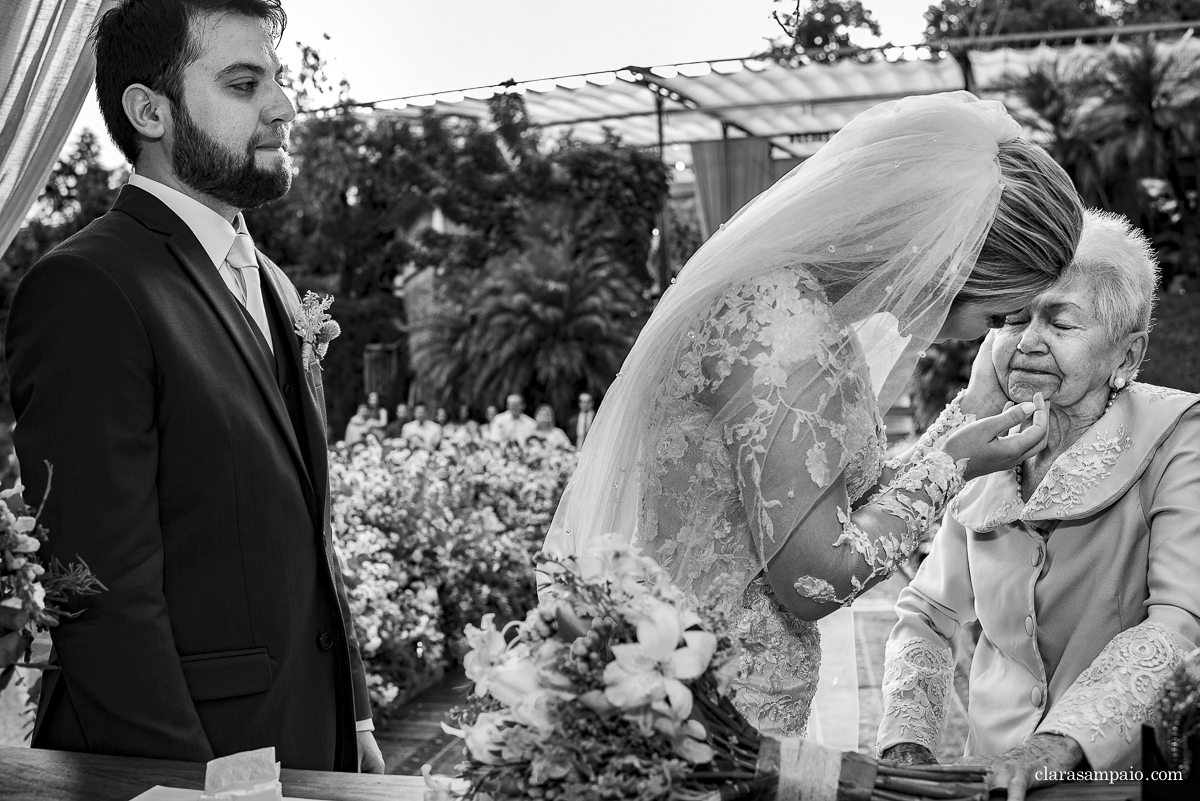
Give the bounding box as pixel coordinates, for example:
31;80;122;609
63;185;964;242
543;92;1083;743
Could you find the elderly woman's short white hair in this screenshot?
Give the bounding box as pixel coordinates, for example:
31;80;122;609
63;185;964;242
1064;210;1159;342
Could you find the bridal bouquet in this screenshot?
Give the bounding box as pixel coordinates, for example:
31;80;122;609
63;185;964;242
425;536;990;801
0;475;104;690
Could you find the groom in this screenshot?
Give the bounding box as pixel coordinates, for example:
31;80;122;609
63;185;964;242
6;0;383;772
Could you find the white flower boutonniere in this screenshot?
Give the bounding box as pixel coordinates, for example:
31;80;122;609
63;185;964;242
295;291;341;374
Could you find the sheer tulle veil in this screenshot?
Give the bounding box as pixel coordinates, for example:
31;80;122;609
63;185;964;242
542;91;1022;745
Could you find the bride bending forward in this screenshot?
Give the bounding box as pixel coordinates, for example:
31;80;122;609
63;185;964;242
543;92;1083;742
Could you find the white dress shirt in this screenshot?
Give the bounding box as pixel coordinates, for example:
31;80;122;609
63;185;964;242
126;174;272;353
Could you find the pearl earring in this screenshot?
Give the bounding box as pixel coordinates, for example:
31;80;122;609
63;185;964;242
1114;377;1126;390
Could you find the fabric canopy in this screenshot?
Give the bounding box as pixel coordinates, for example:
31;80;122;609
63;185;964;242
0;0;113;258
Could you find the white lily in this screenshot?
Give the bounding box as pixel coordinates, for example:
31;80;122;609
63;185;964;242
602;599;717;720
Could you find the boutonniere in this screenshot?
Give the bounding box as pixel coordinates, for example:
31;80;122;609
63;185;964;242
294;291;341;374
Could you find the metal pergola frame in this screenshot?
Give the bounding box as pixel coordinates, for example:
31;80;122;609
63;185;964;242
307;19;1199;290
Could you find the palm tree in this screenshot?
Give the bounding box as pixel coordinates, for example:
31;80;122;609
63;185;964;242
411;207;646;418
1073;35;1200;273
989;58;1110;207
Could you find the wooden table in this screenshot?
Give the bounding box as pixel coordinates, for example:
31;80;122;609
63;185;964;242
0;746;1139;800
0;747;425;800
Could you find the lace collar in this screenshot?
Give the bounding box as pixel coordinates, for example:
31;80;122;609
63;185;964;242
951;383;1199;531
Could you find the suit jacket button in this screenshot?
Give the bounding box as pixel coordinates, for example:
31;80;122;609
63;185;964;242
318;632;334;651
284;383;293;398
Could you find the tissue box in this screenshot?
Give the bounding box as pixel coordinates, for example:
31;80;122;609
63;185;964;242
198;747;283;801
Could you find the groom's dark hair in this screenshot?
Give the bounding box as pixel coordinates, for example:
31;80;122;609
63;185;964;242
93;0;287;165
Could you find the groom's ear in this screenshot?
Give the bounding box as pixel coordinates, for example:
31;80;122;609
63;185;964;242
121;83;170;144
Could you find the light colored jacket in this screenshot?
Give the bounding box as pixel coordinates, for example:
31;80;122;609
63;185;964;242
877;383;1200;770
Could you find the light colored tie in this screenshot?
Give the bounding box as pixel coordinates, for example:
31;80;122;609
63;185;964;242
225;223;274;355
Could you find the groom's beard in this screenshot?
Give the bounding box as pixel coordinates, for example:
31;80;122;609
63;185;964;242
171;101;292;210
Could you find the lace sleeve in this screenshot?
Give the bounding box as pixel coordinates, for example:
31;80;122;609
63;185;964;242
880;636;955;752
792;448;966;606
883;390;975;474
1036;621;1186;769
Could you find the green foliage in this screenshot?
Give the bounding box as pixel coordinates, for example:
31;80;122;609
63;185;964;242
411;208;647;424
551;133;670;285
988;60;1110;206
763;0;883;63
1140;293;1200;393
992;36;1200;282
1113;0;1200;25
910;340;979;432
321;293;407;438
924;0;1110;39
663;196;705;276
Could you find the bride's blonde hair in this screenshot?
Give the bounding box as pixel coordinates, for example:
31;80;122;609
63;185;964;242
956;139;1083;307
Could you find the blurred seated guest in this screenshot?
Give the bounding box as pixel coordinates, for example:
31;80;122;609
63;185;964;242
364;391;387;426
528;404;572;449
480;404;499;438
343;404;375;446
400;403;442;450
488;395;536;445
877;211;1200;796
443;404;474;440
434;407;449;427
569;392;596;449
382;403;410;439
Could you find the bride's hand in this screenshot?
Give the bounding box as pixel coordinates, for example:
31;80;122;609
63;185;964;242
943;392;1048;481
960;331;1009;419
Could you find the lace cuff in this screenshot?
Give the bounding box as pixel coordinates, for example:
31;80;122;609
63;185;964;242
884;390;975;473
879;636;955;753
793;449;966;606
1036;621;1186;769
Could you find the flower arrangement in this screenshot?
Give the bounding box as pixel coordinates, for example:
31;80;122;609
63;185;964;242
0;475;104;691
426;536;993;801
329;431;576;717
1150;648;1200;778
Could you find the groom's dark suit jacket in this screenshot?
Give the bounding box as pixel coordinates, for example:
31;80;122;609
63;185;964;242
6;185;370;770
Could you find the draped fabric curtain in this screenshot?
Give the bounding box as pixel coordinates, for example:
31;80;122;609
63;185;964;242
0;0;114;258
689;137;775;240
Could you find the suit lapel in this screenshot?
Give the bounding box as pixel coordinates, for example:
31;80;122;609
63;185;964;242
112;187;316;504
258;257;330;525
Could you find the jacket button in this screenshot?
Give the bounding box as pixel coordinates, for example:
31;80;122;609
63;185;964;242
317;632;334;651
1032;550;1041;567
283;383;293;398
1025;615;1035;637
1031;686;1044;707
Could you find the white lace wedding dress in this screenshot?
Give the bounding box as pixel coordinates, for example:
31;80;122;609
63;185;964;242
633;266;927;738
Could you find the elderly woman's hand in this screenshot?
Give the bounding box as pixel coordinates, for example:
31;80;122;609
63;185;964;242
968;733;1084;801
961;331;1009;419
944;392;1049;481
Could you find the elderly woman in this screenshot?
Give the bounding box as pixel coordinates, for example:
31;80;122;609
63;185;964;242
876;210;1200;799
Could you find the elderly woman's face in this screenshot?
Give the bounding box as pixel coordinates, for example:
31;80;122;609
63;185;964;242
992;275;1124;407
